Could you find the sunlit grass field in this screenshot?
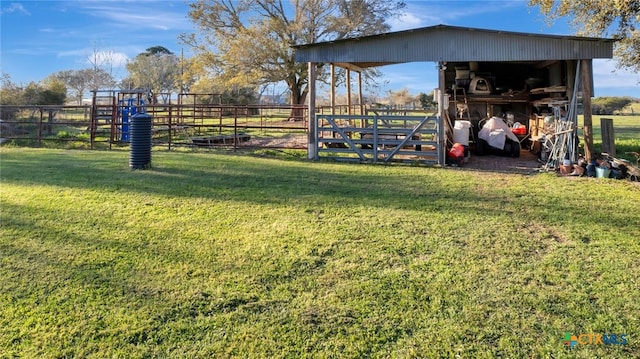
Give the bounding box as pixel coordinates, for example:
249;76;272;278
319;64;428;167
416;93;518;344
1;147;638;358
579;114;640;162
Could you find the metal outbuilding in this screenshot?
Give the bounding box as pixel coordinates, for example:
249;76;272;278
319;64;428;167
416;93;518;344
294;24;616;165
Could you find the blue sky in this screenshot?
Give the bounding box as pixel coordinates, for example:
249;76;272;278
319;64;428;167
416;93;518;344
1;0;638;98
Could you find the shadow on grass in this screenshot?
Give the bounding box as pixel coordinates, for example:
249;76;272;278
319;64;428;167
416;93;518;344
1;148;639;232
1;149;476;208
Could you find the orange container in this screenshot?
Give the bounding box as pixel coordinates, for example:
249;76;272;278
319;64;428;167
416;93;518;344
448;143;465;159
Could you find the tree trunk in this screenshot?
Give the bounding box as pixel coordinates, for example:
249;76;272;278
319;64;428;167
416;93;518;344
47;110;55;135
288;79;307;121
580;59;594;161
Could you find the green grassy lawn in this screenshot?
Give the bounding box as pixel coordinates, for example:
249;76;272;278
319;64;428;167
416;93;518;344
1;148;639;358
579;114;640;162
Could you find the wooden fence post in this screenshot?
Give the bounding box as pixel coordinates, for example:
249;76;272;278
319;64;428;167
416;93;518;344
168;105;172;150
38;108;43;147
600;118;615;156
581;59;594;161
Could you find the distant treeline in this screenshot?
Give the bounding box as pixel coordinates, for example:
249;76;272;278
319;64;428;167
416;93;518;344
591;96;637;115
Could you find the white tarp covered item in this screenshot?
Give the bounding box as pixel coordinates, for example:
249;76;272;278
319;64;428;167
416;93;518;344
478;116;519;150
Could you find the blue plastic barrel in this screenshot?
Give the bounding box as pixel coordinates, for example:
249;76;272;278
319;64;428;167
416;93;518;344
121;107;130;141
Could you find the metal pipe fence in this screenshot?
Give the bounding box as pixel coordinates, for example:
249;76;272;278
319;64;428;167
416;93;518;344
0;104;309;150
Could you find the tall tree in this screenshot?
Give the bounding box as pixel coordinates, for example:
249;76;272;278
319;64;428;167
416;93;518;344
86;41;120;90
0;74;24;121
387;88;414;107
0;74;66;106
21;77;67;106
529;0;640;72
418;91;436;110
177;55;201;94
54;68;114;104
142;46;174;56
41;76;68;105
182;0;406;108
0;73;24;107
126;46;180;103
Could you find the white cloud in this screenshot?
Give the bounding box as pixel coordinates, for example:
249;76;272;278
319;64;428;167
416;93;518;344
57;48;129;70
592;59;640;97
57;49;88;58
87;51;130;68
388;12;426;31
592;59;640;89
74;2;192;31
1;2;30;15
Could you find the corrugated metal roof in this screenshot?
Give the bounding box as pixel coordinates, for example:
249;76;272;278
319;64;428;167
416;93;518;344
294;25;615;67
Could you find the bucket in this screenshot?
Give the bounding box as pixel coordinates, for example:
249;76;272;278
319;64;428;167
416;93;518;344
453;120;472;146
595;167;611;179
447;143;465;166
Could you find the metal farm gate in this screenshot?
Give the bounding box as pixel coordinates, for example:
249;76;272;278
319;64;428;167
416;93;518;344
315;114;441;163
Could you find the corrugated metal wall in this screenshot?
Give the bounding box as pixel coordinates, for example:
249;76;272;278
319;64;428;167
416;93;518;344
295;26;614;64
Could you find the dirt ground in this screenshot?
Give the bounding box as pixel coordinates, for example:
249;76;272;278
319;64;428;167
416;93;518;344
238;137;637;183
243;134;545;174
461;149;543;174
242;134;307;149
